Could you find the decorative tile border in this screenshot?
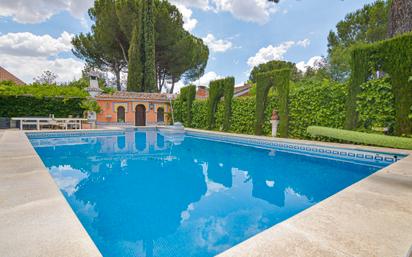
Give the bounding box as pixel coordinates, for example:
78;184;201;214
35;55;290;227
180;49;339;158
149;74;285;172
26;130;125;139
186;131;406;166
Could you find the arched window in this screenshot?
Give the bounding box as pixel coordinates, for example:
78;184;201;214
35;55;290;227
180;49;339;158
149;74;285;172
117;106;125;123
157;107;165;123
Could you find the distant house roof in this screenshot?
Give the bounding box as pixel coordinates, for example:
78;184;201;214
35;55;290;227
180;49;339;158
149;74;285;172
234;84;252;97
194;84;252;100
0;66;25;85
196;86;209;100
96;91;176;102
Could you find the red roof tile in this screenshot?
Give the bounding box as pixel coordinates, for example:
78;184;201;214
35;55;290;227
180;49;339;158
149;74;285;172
0;66;25;85
96;91;176;101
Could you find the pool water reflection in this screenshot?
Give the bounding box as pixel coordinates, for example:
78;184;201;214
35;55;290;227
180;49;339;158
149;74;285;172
31;131;379;257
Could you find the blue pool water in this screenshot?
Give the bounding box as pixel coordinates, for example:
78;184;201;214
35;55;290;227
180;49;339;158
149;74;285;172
30;130;386;257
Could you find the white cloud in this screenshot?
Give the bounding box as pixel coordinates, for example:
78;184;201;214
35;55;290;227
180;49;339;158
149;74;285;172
172;0;277;24
0;0;93;24
171;71;222;93
0;31;84;83
1;55;84;83
0;31;73;57
171;0;211;11
247;39;313;68
193;71;222;86
174;4;198;32
296;56;325;73
202;34;233;53
213;0;277;24
247;41;294;68
297;38;310;48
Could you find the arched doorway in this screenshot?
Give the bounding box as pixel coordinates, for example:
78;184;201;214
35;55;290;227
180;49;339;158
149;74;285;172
117;106;125;123
135;104;146;126
157;107;164;123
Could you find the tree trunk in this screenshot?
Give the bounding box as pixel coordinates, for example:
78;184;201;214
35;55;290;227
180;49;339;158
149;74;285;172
114;67;121;91
388;0;412;37
170;76;177;94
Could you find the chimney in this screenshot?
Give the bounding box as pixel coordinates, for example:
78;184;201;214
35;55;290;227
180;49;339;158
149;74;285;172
86;71;102;98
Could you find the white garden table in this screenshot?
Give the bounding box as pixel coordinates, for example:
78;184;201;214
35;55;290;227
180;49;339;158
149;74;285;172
11;117;87;130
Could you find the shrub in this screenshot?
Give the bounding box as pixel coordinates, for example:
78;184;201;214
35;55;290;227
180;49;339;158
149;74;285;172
0;96;85;118
356;77;395;132
346;32;412;135
207;77;234;131
180;85;196;126
255;68;290;136
0;84;88;98
288;78;347;138
307;126;412;150
0;84;88;118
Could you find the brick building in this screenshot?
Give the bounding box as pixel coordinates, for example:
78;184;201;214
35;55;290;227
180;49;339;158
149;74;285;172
95;91;174;126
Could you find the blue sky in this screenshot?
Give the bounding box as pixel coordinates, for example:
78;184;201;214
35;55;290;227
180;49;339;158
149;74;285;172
0;0;376;89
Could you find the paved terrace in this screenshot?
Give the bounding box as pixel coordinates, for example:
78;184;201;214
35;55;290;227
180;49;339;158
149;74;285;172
0;130;101;257
0;128;411;257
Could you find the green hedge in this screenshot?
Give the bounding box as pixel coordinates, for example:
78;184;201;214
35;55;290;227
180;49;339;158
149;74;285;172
179;85;196;126
346;32;412;135
255;69;290;136
0;84;88;118
175;78;347;138
307;126;412;150
207;77;234;131
0;95;85;118
356;77;395;132
288;78;347;138
0;84;88;98
174;77;408;140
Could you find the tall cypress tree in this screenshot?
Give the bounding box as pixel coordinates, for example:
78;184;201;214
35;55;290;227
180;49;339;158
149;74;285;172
127;24;143;92
143;0;157;92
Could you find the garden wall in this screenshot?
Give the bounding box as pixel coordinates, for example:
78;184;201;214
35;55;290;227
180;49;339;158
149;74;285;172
0;95;85;118
174;79;348;139
0;84;88;119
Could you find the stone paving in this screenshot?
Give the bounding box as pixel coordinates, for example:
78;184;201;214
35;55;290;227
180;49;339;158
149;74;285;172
0;130;101;257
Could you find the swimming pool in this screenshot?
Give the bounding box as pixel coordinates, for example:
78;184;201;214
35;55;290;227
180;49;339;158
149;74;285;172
28;129;397;257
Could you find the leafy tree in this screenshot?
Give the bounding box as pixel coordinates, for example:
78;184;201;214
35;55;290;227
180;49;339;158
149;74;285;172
327;0;389;81
249;60;300;83
388;0;412;37
155;1;184;92
115;0;141;41
73;0;208;93
72;0;128;90
127;25;144;91
33;70;58;84
154;0;208;93
181;37;209;85
143;0;157;92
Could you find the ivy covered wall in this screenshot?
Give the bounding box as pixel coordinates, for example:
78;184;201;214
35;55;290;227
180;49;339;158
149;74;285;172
179;85;196;126
175;78;350;139
207;77;234;131
346;32;412;135
255;69;290;136
0;84;88;118
0;96;85;118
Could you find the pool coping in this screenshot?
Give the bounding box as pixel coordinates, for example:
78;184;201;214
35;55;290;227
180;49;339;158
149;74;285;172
1;128;411;257
0;130;102;257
